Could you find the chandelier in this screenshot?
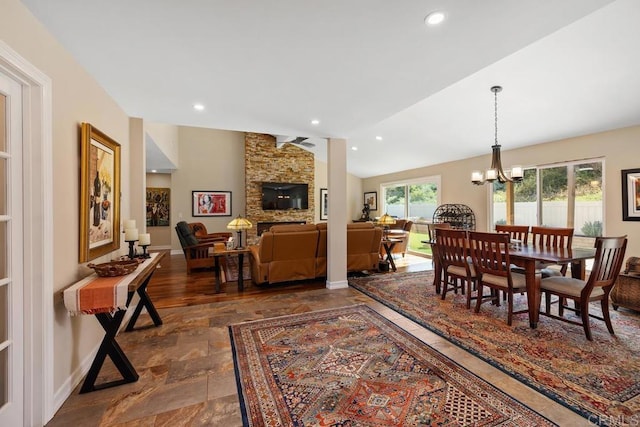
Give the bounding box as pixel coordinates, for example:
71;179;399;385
471;86;523;185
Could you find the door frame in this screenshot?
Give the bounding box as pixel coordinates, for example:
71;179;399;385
0;41;54;425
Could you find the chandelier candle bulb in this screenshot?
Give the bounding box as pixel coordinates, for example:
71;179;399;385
486;169;498;181
138;233;150;246
511;166;523;179
124;228;138;242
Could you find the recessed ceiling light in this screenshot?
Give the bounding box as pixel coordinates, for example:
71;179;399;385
193;103;205;111
424;11;445;26
375;136;383;141
351;146;358;151
311;119;320;125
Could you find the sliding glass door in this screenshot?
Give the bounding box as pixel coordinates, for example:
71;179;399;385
382;177;440;255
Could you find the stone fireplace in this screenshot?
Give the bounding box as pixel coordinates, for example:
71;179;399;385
244;133;315;244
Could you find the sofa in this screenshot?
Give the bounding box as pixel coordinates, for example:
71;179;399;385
249;222;383;285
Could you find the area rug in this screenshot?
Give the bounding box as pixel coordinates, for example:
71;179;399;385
349;271;640;425
230;304;557;426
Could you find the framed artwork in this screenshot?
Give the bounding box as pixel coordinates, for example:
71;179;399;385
192;190;232;217
320;188;328;220
146;187;171;226
622;168;640;221
79;123;121;262
364;191;378;211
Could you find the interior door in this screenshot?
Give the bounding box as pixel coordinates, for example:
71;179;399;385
0;71;24;426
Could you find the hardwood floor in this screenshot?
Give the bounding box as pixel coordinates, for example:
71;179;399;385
147;250;433;309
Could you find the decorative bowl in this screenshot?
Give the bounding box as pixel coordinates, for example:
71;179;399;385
87;260;139;277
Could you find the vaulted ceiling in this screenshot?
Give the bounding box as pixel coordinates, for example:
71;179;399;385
21;0;640;177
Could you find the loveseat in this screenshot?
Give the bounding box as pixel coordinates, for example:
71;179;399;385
249;223;383;285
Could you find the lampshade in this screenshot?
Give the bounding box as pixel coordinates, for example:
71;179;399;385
377;213;396;226
227;216;253;231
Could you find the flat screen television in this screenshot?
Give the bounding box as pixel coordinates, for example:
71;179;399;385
262;182;309;210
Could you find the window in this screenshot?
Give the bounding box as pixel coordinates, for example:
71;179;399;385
381;177;440;255
491;159;603;248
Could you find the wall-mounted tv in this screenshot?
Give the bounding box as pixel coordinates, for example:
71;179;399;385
262;182;309;210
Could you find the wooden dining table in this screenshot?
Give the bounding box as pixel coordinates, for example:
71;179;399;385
509;244;596;328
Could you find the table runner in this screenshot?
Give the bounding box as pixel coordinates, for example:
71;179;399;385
63;255;154;315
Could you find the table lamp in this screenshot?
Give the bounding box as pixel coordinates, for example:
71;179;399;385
377;213;396;238
227;215;253;249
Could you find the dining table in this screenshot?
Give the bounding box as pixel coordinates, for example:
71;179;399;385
509;244;596;328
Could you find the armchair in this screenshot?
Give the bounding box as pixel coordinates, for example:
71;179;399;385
383;219;413;258
176;221;223;274
188;222;232;243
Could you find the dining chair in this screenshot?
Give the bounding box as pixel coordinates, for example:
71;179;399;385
428;223;451;294
468;231;530;326
540;236;627;341
436;229;477;308
495;224;529;245
530;226;574;277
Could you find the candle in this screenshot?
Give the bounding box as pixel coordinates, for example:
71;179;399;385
124;228;138;241
138;233;150;246
124;219;136;230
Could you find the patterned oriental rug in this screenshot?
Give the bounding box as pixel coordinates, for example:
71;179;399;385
349;271;640;425
230;304;557;426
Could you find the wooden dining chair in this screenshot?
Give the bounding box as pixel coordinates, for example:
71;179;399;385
540;236;627;341
530;226;574;277
495;224;529;245
436;229;477;308
468;231;531;326
428;223;451;294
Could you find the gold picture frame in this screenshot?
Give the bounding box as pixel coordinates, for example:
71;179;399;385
79;123;121;262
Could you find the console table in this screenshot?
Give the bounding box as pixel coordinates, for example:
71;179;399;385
62;252;165;393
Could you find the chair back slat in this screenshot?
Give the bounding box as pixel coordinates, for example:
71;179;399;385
586;236;627;293
468;231;511;279
436;229;468;269
495;225;529;245
530;226;573;248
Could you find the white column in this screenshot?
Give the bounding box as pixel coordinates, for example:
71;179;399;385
129;118;146;232
326;138;348;289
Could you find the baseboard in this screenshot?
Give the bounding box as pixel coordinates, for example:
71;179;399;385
170;249;182;255
53;343;99;415
52;299;142;414
326;279;349;289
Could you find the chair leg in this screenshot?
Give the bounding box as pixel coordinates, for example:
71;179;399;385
544;291;551;314
558;298;565;317
601;299;615;335
465;280;473;309
474;283;484;313
580;300;592;341
507;291;514;326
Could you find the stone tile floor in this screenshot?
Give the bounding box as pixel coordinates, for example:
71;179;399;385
47;282;591;426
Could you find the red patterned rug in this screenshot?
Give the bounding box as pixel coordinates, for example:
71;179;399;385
349;270;640;425
230;304;556;426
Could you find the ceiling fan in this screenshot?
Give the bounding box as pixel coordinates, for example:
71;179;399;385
275;135;315;148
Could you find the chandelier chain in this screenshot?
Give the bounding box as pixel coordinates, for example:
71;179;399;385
494;88;498;145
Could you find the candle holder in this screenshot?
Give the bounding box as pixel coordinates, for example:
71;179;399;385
139;244;150;259
125;239;138;260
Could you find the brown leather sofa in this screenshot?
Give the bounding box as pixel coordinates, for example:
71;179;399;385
249;223;383;285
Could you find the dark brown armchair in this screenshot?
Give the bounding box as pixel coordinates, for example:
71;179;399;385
176;221;224;274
